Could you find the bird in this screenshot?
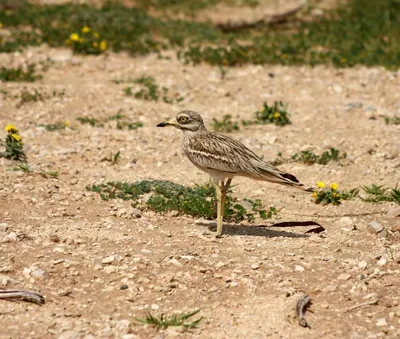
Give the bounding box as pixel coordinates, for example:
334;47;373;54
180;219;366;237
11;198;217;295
157;110;312;237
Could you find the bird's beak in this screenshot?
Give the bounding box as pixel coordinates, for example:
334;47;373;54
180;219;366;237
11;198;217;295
156;119;177;128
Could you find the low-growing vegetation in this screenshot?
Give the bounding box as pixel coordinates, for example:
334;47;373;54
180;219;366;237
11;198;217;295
123;76;184;104
76;113;143;130
0;125;27;161
312;182;358;205
0;64;42;82
243;101;292;127
384;116;400;125
39;121;70;131
361;184;400;204
211;114;239;132
272;148;347;166
66;26;107;55
0;0;398;68
136;309;202;330
87;180;278;222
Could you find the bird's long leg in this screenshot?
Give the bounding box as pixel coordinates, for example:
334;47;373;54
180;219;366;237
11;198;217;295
216;178;232;238
215;181;223;237
220;178;232;216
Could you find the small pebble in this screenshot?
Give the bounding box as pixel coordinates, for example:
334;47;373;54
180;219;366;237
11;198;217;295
376;318;387;327
337;273;351;281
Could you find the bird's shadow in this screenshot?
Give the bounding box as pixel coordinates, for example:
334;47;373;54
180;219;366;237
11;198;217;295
197;220;323;238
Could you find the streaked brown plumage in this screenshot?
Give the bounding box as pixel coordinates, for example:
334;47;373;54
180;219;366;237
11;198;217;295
157;110;311;236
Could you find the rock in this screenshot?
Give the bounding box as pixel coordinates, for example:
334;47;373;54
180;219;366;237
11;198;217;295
58;330;79;339
131;208;142;218
102;255;115;264
377;258;388;266
50;49;73;63
104;265;116;274
215;261;226;268
0;266;13;273
151;304;159;310
122;335;137;339
7;232;18;241
386;207;400;218
294;265;305;272
251;264;259;270
31;268;46;278
323;285;337;292
308;234;321;243
376;318;387;327
337;273;351;281
358;261;368;270
368;221;384;234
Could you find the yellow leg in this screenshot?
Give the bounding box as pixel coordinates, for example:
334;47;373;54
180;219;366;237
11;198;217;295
216;178;232;238
220;178;232;212
215;182;223;237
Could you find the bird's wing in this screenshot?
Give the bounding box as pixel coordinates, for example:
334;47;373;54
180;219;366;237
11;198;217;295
184;131;267;176
184;131;308;189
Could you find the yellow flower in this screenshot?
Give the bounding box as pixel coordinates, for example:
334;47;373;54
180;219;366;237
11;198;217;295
70;33;80;42
332;192;338;198
92;42;98;48
273;112;280;119
5;124;18;133
93;32;100;38
312;192;318;198
79;38;85;43
81;26;90;33
11;133;21;142
64;121;70;127
99;40;107;51
317;181;325;188
330;182;339;190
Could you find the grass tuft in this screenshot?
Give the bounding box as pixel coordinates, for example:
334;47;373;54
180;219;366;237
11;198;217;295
243;101;291;127
136;309;202;330
361;184;400;204
272;148;346;166
211;114;239;132
0;64;42;82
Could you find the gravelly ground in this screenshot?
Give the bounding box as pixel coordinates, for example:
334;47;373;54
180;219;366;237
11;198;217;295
0;45;400;339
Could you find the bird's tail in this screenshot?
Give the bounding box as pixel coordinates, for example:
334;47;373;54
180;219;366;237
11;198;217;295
257;164;314;192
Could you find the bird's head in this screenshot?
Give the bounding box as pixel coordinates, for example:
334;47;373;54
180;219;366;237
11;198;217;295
157;110;206;132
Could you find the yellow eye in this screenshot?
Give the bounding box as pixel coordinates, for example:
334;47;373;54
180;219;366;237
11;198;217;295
178;116;188;124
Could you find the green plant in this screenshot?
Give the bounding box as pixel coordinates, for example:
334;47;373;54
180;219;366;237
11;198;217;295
0;125;27;161
124;76;184;104
39;121;70;131
116;121;144;130
243;101;291;127
12;162;32;173
384;116;400;125
87;180;277;222
39;171;59;178
0;64;42;82
101;151;121;165
19;88;43;103
212;114;239;132
272;148;346;166
66;26;107;55
361;184;400;204
76;116;103;127
136;309;202;330
312;182;358;205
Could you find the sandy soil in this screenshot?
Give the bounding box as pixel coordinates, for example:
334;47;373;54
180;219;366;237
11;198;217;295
0;44;400;339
